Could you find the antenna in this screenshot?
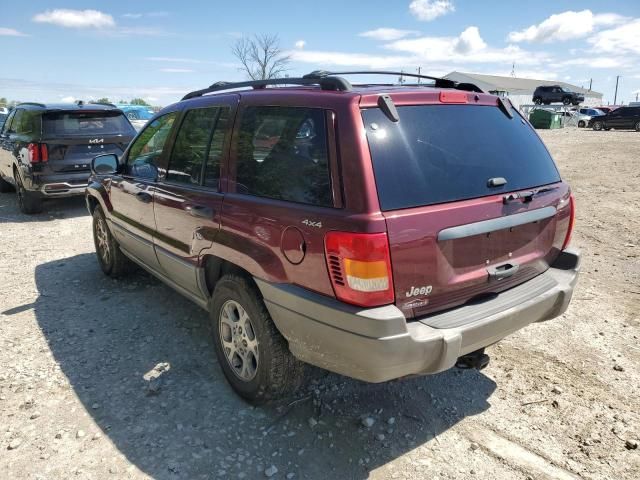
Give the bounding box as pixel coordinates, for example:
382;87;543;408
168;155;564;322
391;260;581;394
511;62;516;78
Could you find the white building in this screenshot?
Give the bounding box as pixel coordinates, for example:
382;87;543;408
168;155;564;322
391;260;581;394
443;71;603;109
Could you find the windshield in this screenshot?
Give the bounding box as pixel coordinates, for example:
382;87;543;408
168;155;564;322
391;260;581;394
43;110;135;137
363;105;561;210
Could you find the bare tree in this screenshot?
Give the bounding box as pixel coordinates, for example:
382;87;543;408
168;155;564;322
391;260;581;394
231;34;290;80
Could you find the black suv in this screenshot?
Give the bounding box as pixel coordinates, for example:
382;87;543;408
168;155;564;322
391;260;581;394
533;86;584;106
589;106;640;131
0;102;136;214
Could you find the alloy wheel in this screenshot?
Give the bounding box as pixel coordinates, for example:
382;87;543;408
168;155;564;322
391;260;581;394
219;300;259;381
95;216;111;266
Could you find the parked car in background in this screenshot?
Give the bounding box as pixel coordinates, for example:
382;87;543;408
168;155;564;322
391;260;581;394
117;104;155;131
533;85;584;106
0;101;136;214
86;71;579;403
576;107;605;127
0;110;8;131
589;106;640;131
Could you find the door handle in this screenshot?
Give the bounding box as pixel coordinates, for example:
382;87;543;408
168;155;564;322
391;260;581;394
135;191;152;203
486;262;519;281
184;204;213;218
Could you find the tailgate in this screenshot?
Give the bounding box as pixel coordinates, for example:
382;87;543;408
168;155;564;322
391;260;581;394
41;110;135;173
362;101;573;320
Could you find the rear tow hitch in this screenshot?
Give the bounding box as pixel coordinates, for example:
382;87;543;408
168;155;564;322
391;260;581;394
455;349;490;371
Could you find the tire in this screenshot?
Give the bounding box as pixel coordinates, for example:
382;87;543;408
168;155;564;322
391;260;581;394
0;175;13;193
635;122;640;132
592;121;603;131
92;205;133;277
533;98;542;105
210;274;306;404
578;120;585;128
15;172;42;214
563;97;571;105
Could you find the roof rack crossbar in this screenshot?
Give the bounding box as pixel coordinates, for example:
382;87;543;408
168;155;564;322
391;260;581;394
182;76;352;100
305;70;483;93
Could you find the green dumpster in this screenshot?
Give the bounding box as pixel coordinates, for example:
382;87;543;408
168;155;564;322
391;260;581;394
529;109;562;129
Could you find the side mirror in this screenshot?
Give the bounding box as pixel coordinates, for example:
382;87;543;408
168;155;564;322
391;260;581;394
91;153;119;175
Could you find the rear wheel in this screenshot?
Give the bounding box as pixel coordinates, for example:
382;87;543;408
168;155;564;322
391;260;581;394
592;121;604;131
533;98;542;105
92;205;133;277
635;122;640;132
210;274;305;404
0;175;13;193
563;97;571;105
578;120;585;128
15;172;42;214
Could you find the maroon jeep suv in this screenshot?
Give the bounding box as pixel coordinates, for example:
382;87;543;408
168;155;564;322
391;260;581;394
85;71;580;403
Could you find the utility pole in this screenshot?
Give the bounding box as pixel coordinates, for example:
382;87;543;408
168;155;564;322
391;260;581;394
589;78;592;91
613;75;620;105
417;67;421;84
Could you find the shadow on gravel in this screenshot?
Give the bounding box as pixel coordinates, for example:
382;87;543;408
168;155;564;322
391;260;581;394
0;193;88;224
33;253;496;479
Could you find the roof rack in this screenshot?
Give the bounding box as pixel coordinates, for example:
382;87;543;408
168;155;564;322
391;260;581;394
304;71;483;93
17;102;46;108
182;76;353;100
182;70;484;100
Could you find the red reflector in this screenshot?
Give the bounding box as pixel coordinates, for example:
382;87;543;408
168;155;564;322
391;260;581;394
324;231;395;307
439;91;468;103
40;143;48;162
27;143;41;163
561;194;575;250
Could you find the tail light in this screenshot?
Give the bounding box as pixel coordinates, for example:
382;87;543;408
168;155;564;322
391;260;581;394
561;194;575;250
324;231;394;307
27;143;48;163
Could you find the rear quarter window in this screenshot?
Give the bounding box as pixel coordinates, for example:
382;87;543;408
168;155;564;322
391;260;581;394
363;104;561;210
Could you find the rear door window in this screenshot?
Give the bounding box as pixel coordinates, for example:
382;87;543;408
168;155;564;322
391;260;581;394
363;105;561;211
234;106;332;207
43;111;135;137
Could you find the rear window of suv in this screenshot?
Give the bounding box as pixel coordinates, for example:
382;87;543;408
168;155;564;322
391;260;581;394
363;105;561;210
43;110;134;137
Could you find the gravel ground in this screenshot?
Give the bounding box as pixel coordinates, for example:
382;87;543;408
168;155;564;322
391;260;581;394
1;128;639;480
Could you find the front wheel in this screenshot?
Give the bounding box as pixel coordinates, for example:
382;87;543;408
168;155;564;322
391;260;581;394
210;274;305;404
92;206;134;277
563;97;571;105
592;121;604;131
635;122;640;132
533;98;542;105
578;120;585;128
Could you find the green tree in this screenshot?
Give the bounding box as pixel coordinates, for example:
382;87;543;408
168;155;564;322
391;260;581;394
130;98;150;106
95;97;111;104
0;97;7;106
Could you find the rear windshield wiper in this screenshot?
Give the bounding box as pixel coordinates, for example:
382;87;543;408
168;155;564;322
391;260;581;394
503;186;558;204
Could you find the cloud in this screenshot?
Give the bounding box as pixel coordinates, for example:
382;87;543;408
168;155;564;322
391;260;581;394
159;68;194;73
454;26;486;54
359;28;419;41
384;27;546;65
0;27;29;37
60;96;76;103
290;50;413;69
409;0;454;22
122;12;169;19
553;56;631;69
295;40;306;49
507;10;627;43
33;9;115;29
587;18;640;55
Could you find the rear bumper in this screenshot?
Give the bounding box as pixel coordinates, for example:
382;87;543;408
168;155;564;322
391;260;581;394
256;249;581;383
25;172;89;197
